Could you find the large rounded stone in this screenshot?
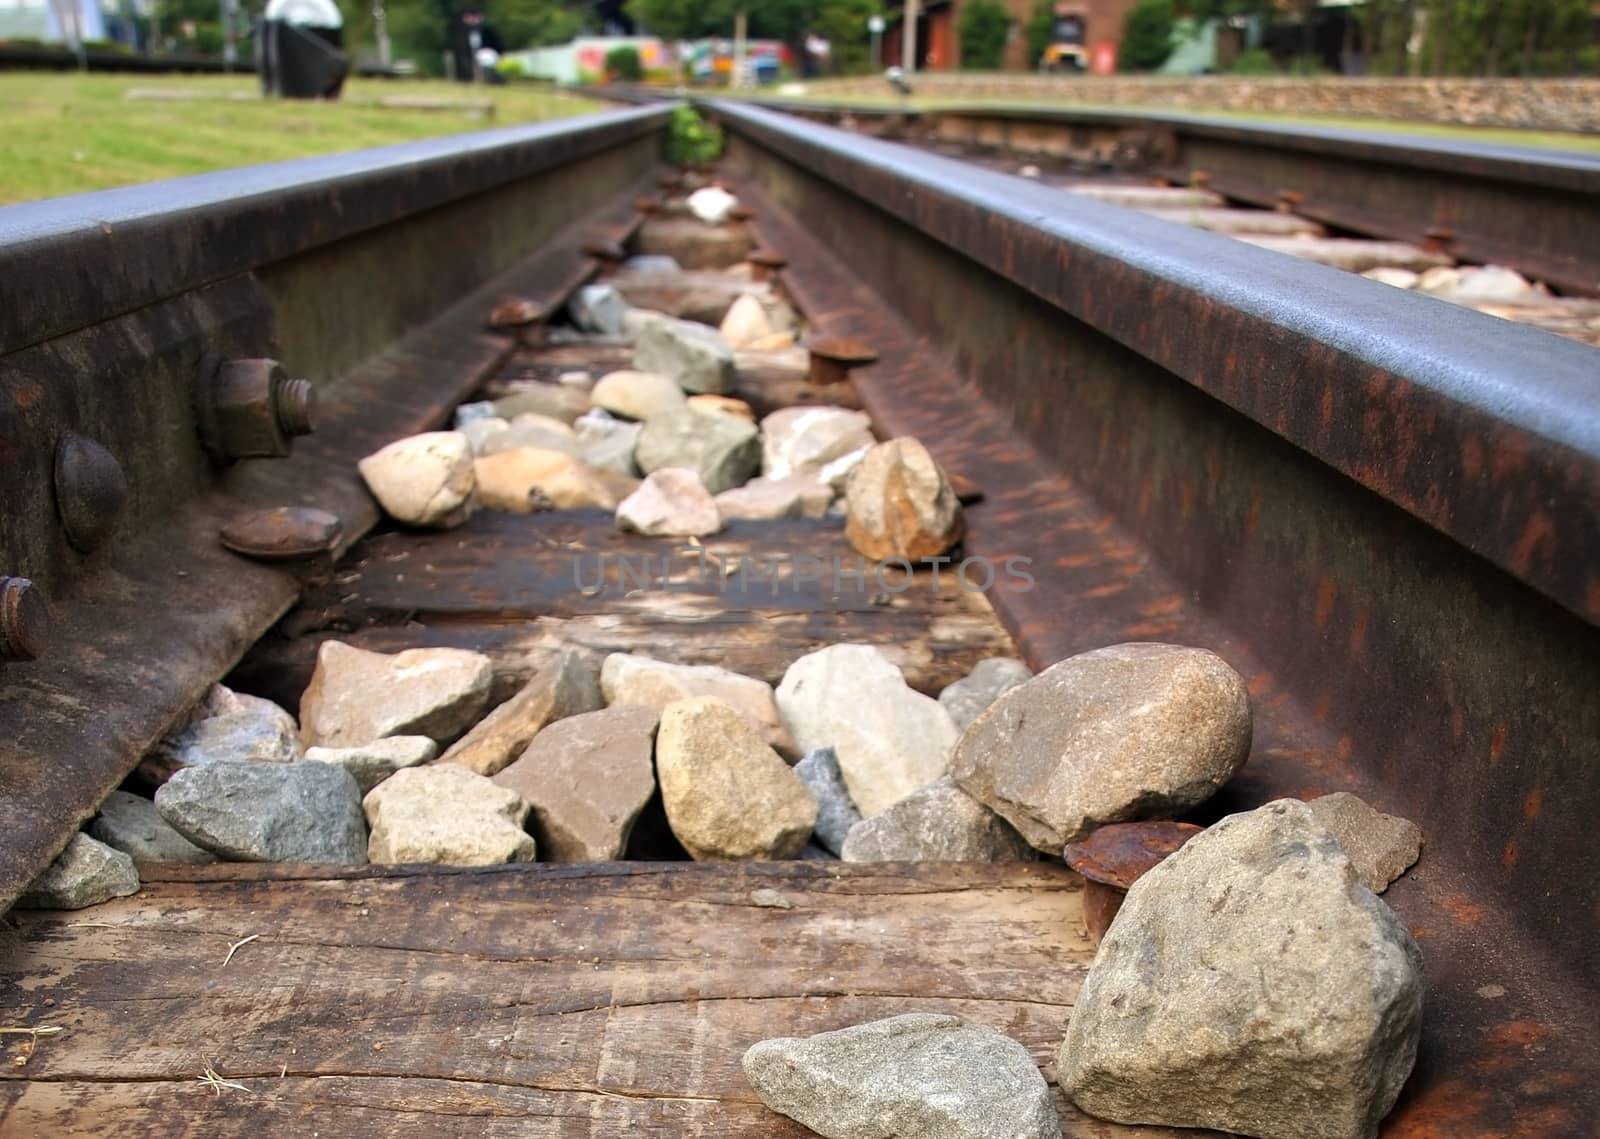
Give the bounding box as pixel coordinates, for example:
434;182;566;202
950;642;1250;850
591;370;687;421
839;777;1033;863
155;761;367;864
744;1013;1060;1139
1059;799;1424;1139
357;431;475;528
844;437;964;561
364;764;535;866
776;644;958;818
300;641;494;749
635;407;760;494
656;697;817;861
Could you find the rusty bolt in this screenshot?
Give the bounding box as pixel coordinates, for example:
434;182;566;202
746;248;788;282
54;432;127;553
1422;225;1455;254
1064;821;1204;946
634;195;661;215
220;506;343;562
1276;188;1305;214
196;357;316;465
0;577;51;663
488;296;542;329
727;204;755;222
1189;169;1211;189
806;337;879;387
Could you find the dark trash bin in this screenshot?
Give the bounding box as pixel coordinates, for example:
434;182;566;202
258;0;348;98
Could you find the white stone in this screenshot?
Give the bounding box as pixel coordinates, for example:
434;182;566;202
776;644;959;817
616;468;722;537
591;369;687;421
719;293;775;348
686;185;739;225
303;736;439;794
358;431;475;528
364;765;536;866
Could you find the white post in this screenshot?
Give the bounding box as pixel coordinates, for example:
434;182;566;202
374;0;391;66
902;0;919;73
733;8;748;88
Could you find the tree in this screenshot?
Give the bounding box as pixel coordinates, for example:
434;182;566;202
627;0;884;73
605;43;643;77
1023;0;1054;67
957;0;1010;69
1120;0;1174;70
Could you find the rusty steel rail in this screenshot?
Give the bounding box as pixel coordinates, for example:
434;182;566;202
720;96;1600;297
711;98;1599;1135
0;102;672;910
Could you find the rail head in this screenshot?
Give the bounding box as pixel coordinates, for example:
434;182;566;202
707;99;1600;626
0;101;675;359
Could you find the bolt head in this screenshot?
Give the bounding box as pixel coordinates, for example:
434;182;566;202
0;577;51;662
54;433;128;553
220;506;343;562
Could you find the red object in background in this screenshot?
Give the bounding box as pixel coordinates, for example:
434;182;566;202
1091;41;1117;74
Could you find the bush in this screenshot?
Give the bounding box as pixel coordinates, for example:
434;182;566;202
1023;0;1055;68
1119;0;1175;72
958;0;1011;70
604;45;643;82
1286;53;1329;76
667;105;723;167
1228;47;1278;74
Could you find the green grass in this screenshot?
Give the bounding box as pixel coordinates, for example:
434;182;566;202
759;92;1600;155
0;73;603;204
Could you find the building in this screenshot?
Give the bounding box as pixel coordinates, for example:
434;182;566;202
882;0;1140;72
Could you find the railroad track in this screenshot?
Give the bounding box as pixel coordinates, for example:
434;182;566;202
0;98;1595;1135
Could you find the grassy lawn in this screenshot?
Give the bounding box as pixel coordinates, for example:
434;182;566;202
760;92;1600;155
0;73;603;205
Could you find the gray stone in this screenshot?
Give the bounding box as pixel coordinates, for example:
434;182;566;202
300;641;494;749
591;369;686;421
574;410;643;476
18;834;140;910
793;746;861;856
570;282;630;336
840;777;1033;862
491;383;591;425
493;704;658;861
303;736;438;794
89;790;217;864
155;761;367;864
364;764;536;865
714;475;832;522
476;413;580;458
633;317;736;395
460;416;511;455
760;406;875;484
938;658;1033;733
452;400;499;427
1305;792;1424;894
656;697;817;861
777;644;958;818
744;1013;1060;1139
602;652;793;755
1059;799;1424;1139
636;407;760;494
951;642;1251;850
357;431;475;529
622;254;681;275
139;683;301;784
442;649;602;776
616;467;722;537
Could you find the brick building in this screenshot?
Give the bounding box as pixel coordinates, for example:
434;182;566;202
882;0;1141;72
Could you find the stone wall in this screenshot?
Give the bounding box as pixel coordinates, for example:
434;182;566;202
804;74;1600;134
